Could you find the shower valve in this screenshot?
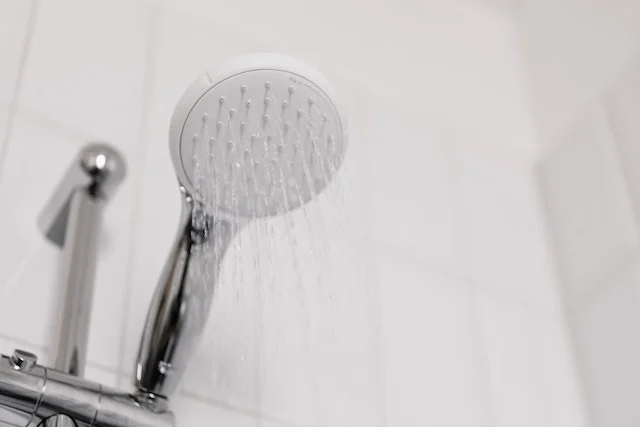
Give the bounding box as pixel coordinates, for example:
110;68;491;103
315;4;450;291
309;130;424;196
0;349;173;427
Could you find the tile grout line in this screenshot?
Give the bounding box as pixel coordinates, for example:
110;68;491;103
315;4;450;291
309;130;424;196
0;332;119;374
366;229;555;313
533;161;597;427
445;133;497;427
357;96;388;427
179;390;300;427
600;100;640;239
571;248;640;312
355;235;388;427
0;0;41;183
115;3;162;389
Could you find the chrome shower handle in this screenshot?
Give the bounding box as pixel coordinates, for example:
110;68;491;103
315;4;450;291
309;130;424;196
134;188;241;399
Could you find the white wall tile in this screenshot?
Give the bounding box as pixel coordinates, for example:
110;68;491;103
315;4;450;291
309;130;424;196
0;335;43;359
172;224;381;425
0;108;8;164
478;294;588;427
516;0;640;146
539;105;638;299
172;395;256;427
456;142;558;306
604;61;640;224
379;256;489;427
0;0;32;107
574;259;640;427
0;113;134;370
18;0;152;153
368;111;459;266
84;365;118;388
255;234;383;426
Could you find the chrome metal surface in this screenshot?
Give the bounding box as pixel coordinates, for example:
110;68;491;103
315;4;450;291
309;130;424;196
9;349;38;372
0;352;174;427
135;189;241;398
43;413;77;427
38;143;126;377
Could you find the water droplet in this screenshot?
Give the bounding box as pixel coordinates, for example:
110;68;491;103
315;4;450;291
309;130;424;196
240;122;246;133
202;113;209;122
209;137;216;144
250;135;257;146
288;85;295;95
216;121;223;131
240;85;246;94
192;134;199;143
229;109;236;120
308;98;314;107
245;100;252;109
283;122;290;134
218;96;225;105
252;161;259;170
265;81;271;90
226;140;233;153
262;115;269;128
243;149;251;161
282;100;289;110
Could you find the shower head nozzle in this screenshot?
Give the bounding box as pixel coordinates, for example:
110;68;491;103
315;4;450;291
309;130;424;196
169;53;348;219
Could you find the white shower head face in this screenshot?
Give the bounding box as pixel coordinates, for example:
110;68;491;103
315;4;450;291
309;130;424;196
170;54;348;219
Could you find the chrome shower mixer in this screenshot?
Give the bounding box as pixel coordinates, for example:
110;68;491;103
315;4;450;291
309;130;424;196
0;54;347;427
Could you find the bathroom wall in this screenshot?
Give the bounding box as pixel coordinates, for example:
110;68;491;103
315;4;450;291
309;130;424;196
534;58;640;427
0;0;639;426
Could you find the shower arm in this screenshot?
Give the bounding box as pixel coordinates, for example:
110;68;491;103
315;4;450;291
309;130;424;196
134;187;241;400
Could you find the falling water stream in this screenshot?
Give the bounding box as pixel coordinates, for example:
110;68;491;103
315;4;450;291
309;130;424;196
186;79;383;426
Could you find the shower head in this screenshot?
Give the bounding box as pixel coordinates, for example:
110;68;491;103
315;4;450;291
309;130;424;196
136;54;349;401
169;53;348;219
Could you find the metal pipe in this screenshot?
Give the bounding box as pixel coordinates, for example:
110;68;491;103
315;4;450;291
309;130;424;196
38;143;126;377
51;190;102;376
